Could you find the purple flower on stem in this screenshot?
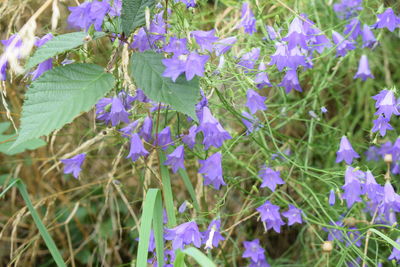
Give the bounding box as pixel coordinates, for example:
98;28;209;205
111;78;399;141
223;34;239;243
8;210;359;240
388;238;400;262
31;58;52;80
373;90;399;119
361;25;377;48
162;56;186;82
155;126;173;150
246;89;266;114
175;0;196;8
332;30;356;57
238;47;260;71
269;42;289;71
164;37;189;55
254;62;272;89
266;25;279;40
382;182;400;214
110;97;130;126
191;30;218;52
67;1;110;31
61;153;86;179
240;2;257;34
139;116;153;142
107;0;122;16
162;52;209;82
242;239;265;262
365;171;383;204
119;119;140;138
203;219;225;249
165;221;202;250
282;205;303;225
282;17;308;50
256;201;285;233
259;167;285;192
373;8;400;32
164;145;185;173
335;136;360;164
278;69;302;93
197;107;231;150
241;111;259;134
126;133;149;162
198;152;226;190
333;0;362;19
329;190;336;206
372;115;393;137
343;18;362;40
342;166;364;208
130;28;151;52
182;125;197;149
214;36;237;56
353;55;374;81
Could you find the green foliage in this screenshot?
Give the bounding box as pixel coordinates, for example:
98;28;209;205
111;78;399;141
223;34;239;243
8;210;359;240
13;63;115;147
25;32;106;70
0;122;46;155
121;0;156;35
174;247;217;267
129;51;200;120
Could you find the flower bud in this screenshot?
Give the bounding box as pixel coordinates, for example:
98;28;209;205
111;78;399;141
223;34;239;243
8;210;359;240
322;241;333;253
384;154;393;164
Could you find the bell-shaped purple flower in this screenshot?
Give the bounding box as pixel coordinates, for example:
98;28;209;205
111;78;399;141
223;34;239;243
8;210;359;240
256;201;285;233
266;25;279;41
202;219;225;249
332;30;356;57
242;239;265;263
119;119;140;138
182;125;197;149
61;153;86;179
162;52;209;82
365;171;383;204
214;36;237;56
374;90;399;119
238;47;260;71
372;115;393;137
354;55;374;81
110;97;130;126
259;167;285;192
361;25;377;48
32;58;53;80
336;136;360;164
165;221;202;250
241;111;260;134
269;42;289;71
130;28;152;52
373;8;400;32
67;1;110;31
278;69;302;93
155;126;173;150
191;30;218;52
282;17;308;50
139;116;153;142
341;166;364;208
382;182;400;213
388;238;400;262
329;189;336;206
127;133;149;162
95;97;112;124
333;0;362;19
343;18;362;40
282;205;303;226
164;37;189;55
198;152;226;190
255;62;272;89
240;2;257;35
246;89;267;114
164;145;185;173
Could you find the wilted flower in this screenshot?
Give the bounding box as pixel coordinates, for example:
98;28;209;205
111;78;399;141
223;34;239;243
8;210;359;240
198;152;226;190
353;55;374;81
259;167;285;192
246;89;267;114
256;201;285;233
164;145;185;173
61;153;86;179
335;136;360;164
240;2;257;34
282;205;303;226
126;133;149;162
373;8;400;32
165;221;202;250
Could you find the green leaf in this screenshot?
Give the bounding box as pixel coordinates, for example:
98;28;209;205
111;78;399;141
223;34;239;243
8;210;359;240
25;31;106;70
0;122;46;155
178;169;200;211
121;0;155;35
369;228;400;251
174;247;216;267
13;63;115;147
137;188;164;267
159;152;177;227
130;51;200;120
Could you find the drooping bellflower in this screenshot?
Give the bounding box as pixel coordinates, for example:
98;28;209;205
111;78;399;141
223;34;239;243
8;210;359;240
361;25;377;48
164;221;202;250
254;62;272;89
119;119;140;138
242;239;265;263
155;126;173;150
202;219;225;249
333;0;362;19
61;153;86;179
329;189;336;206
256;201;285;233
162;52;209;82
238;47;260;71
259;167;285;192
372;115;393;137
191;30;218;52
388;238;400;262
139;116;153;142
182;125;197;149
281;205;303;225
246;89;267;114
282;17;308;50
353;55;374;81
335;136;360;164
341;166;364;208
164;145;185;173
67;1;110;31
373;90;399;119
332;30;356;57
240;2;257;34
198;152;226;190
343;18;362;40
373;8;400;32
214;37;237;56
110;96;130;126
278;69;302;93
126;133;149;162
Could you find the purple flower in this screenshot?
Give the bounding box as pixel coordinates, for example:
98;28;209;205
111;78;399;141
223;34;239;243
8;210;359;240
365;171;383;204
110;97;130;126
164;37;189;55
242;239;265;262
342;166;364;208
361;25;377;48
321;107;328;113
67;1;110;31
175;0;196;8
240;2;257;35
373;8;400;32
372;115;393;137
155;126;173;150
336;136;360;164
90;1;111;30
382;182;400;214
95;97;112;123
332;30;356;57
178;201;187;213
126;133;149;162
130;28;151;52
259;167;285;192
268;42;289;71
241;111;259;134
107;0;122;16
388;238;400;262
255;62;272;89
164;145;185;173
282;17;308;50
162;56;186;82
256;201;285;233
198;152;226;190
287;46;307;69
203;219;225;249
31;58;52;80
191;30;218;52
182;125;197;149
365;146;380;161
132;89;149;103
1;34;23;81
165;221;202;250
301;15;331;53
266;25;279;40
282;205;303;226
61;153;86;179
162;52;209;82
278;69;302;94
139;116;153;142
354;55;374;81
333;0;362;19
246;89;266;114
119;120;140;138
238;47;260;71
343;18;361;40
197;107;231;150
373;90;399;119
329;190;336;206
214;37;237;56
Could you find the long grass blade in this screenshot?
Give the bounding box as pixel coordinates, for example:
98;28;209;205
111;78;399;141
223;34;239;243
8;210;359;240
159;152;177;227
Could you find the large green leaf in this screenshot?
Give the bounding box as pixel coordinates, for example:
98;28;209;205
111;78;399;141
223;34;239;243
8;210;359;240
25;31;106;70
129;51;200;120
13;63;115;147
121;0;156;35
0;122;46;155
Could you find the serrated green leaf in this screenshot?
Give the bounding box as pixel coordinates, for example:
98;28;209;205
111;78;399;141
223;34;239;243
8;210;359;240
13;63;115;147
121;0;156;35
0;122;46;155
130;51;200;120
25;32;106;70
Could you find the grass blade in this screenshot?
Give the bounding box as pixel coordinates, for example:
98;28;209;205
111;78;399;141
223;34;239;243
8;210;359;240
175;247;216;267
159;152;177;227
369;228;400;251
178;169;200;211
